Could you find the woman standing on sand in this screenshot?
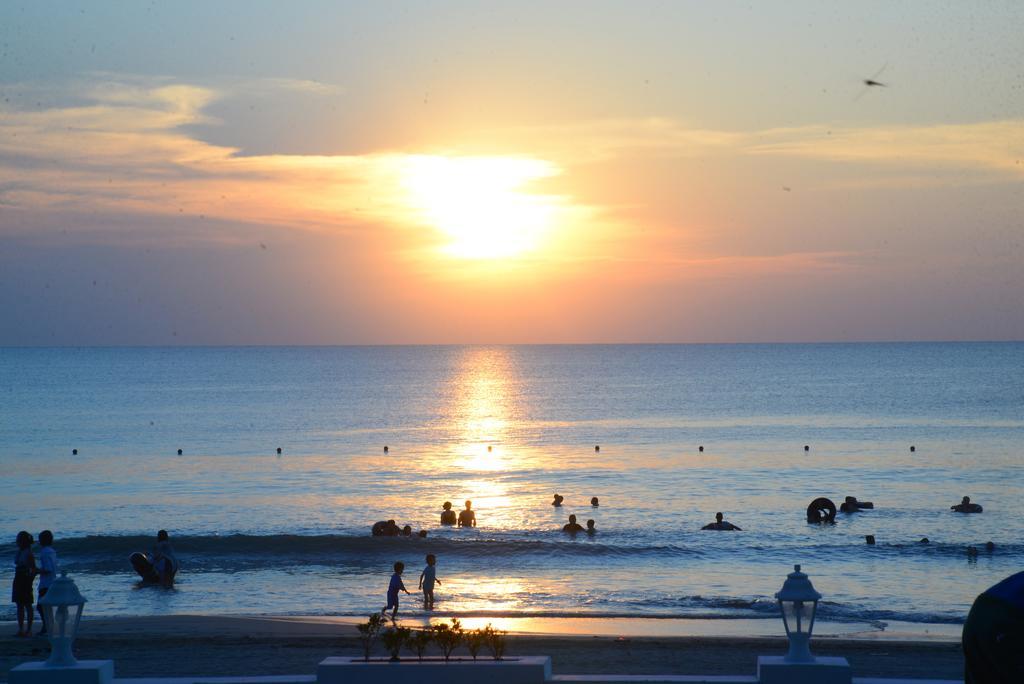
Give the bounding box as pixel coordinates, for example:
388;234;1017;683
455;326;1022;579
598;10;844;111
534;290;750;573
12;531;37;637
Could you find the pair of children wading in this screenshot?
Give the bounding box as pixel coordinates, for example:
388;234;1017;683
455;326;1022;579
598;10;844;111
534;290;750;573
381;554;441;619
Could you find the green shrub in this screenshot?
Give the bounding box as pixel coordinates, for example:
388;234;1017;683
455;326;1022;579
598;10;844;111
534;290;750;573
431;618;463;661
482;624;507;661
464;627;487;660
381;626;411;661
356;613;386;661
407;628;433;661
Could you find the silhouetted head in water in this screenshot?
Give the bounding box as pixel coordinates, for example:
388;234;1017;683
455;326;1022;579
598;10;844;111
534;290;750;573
985;541;995;551
464;500;472;510
804;445;810;452
177;449;182;455
552;494;564;506
568;514;577;524
402;525;412;536
16;531;32;549
967;546;978;556
39;530;53;546
865;535;875;545
487;445;492;452
276;447;282;455
72;449;78;455
595;445;600;452
393;561;404;573
698;445;704;453
443;501;452;510
715;512;724;523
962;496;971;505
383;445;389;453
591;497;599;507
920;537;930;544
586;519;596;532
157;529;169;542
418;530;428;538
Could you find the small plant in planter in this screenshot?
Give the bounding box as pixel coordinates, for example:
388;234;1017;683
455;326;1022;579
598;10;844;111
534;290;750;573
482;624;508;661
356;613;386;661
464;627;487;660
407;628;433;661
380;625;411;661
431;617;463;661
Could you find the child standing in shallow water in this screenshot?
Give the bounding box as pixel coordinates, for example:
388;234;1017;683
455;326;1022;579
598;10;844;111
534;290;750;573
381;561;410;621
12;531;37;637
419;554;441;610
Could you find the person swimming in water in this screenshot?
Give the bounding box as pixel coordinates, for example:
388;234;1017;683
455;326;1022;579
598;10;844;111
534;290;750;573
458;500;476;527
440;501;457;525
586;519;596;535
562;514;585;534
371;519;402;536
590;497;599;507
401;525;413;537
952;496;983;513
840;496;874;513
701;512;742;531
552;494;564;507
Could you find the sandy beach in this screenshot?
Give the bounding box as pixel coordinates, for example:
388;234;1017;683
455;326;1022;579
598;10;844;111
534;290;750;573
1;615;963;681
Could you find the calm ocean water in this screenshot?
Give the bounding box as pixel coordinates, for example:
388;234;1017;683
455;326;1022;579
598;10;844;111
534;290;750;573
2;344;1022;627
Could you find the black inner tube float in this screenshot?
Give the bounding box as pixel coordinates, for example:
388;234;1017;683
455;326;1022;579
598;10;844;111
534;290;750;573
807;497;837;523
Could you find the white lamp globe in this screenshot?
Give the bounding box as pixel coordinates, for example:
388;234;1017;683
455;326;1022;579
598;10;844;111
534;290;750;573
38;571;87;667
774;564;822;663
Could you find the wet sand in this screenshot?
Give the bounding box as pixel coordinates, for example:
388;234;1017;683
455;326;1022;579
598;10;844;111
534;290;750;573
0;615;963;681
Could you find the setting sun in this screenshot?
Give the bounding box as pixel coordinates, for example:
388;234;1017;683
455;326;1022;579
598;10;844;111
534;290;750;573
400;155;562;259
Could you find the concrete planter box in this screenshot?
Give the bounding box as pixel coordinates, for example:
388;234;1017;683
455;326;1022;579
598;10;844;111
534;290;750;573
317;655;551;684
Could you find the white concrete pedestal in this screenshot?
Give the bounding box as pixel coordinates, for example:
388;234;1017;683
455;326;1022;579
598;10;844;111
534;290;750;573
757;655;851;684
318;656;551;684
9;660;115;684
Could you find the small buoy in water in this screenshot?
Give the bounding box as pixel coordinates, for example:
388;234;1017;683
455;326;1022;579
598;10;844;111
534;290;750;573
487;445;492;452
910;445;916;452
595;445;600;452
698;445;704;453
276;447;282;455
384;445;389;453
72;448;78;455
804;445;810;452
177;449;183;455
865;535;876;545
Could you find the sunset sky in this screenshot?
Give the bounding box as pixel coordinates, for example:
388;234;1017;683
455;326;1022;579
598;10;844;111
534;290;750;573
1;1;1022;344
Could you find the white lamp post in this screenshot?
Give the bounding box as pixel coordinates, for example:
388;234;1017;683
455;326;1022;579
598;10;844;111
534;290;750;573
39;571;87;667
775;564;821;664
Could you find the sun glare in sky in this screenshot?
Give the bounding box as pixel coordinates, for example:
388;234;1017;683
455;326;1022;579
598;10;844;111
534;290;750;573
400;155;562;259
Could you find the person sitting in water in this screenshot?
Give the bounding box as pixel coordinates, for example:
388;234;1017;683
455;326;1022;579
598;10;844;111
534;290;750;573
563;514;585;534
701;512;742;531
440;501;457;525
552;493;564;507
401;525;413;537
458;500;476;527
952;496;983;513
152;530;178;587
586;519;596;535
839;496;874;513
